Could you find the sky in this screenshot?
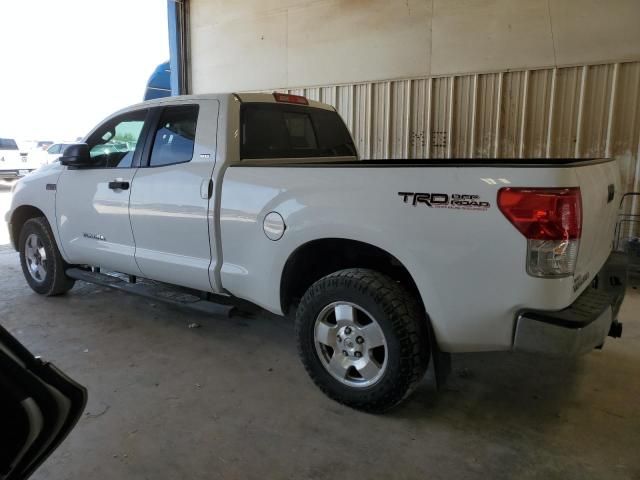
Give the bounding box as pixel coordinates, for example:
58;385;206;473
0;0;169;143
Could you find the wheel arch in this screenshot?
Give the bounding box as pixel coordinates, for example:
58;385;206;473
9;205;47;251
280;238;425;317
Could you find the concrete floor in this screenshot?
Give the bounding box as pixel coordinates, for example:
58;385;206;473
1;185;639;480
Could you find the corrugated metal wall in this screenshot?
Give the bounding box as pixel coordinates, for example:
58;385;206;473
284;61;639;163
281;60;640;230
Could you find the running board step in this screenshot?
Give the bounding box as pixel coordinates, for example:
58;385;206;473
66;268;235;318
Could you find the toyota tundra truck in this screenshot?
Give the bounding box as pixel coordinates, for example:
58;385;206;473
5;93;627;412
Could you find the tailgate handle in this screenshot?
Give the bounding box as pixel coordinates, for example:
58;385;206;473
607;184;615;203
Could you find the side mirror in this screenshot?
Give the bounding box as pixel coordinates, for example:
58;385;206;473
59;143;92;167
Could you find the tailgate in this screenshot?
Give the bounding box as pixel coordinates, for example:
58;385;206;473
573;160;620;286
0;150;24;168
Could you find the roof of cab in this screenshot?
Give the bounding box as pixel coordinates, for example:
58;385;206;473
90;93;337;139
235;93;335;111
123;92;335;112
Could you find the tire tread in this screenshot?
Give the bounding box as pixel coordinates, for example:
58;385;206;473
19;217;75;296
296;268;429;413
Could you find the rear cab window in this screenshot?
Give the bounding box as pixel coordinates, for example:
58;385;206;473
240;103;356;160
0;138;18;150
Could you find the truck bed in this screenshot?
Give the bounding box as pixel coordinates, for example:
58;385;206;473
235;158;613;168
219;158;621;352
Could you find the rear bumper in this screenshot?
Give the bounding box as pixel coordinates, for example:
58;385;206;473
0;169;34;179
513;252;627;356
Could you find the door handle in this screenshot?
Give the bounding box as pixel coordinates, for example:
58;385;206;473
108;181;130;190
200;178;213;199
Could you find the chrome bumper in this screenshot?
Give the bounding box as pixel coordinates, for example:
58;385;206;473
513;253;627;356
0;169;32;179
514;305;613;356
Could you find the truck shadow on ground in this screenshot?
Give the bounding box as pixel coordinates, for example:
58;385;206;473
217;302;602;430
400;350;586;420
8;276;632;446
57;285;596;425
394;345;640;458
245;306;594;424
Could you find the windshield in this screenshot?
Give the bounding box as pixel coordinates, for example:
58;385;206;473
241;103;356;159
0;138;18;150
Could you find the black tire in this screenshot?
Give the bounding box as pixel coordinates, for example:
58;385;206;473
19;217;75;296
295;268;429;413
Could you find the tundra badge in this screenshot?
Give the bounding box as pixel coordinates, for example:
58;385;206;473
83;232;106;241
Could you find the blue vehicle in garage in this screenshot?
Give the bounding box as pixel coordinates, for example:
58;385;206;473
144;61;172;101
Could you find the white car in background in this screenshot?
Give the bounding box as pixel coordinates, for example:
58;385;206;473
0;137;39;182
25;142;73;167
40;143;74;165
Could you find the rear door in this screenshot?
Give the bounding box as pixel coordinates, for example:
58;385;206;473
0;324;86;480
128;100;219;291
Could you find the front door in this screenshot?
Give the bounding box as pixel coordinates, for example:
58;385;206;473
56;109;149;275
128;101;219;291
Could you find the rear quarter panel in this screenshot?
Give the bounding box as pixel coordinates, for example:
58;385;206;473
573;161;621;284
219;161;619;352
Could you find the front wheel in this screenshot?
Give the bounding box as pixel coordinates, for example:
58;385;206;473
295;269;429;413
19;217;75;296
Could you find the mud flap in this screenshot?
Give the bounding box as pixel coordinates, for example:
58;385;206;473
427;323;451;389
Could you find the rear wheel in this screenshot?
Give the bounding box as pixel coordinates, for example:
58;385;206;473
19;217;75;296
295;269;429;413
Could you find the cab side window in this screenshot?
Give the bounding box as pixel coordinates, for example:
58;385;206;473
86;110;147;168
148;105;199;167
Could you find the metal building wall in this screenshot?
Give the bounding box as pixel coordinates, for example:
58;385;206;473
282;60;640;192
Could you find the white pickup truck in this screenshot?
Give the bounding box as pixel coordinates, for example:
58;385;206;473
6;93;627;412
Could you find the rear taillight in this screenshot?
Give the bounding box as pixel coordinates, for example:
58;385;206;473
498;187;582;278
273;92;309;105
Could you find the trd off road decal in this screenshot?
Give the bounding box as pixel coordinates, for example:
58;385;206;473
398;192;490;211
